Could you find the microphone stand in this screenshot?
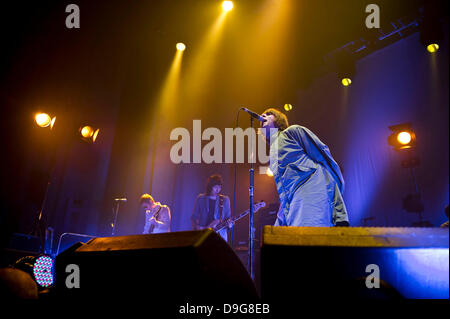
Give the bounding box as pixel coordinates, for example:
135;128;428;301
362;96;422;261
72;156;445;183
30;142;58;254
248;117;255;280
111;200;121;236
30;180;50;254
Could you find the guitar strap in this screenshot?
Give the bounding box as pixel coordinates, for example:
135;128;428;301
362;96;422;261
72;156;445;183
149;205;163;234
218;195;224;221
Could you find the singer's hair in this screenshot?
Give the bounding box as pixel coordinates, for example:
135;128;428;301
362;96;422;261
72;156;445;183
262;108;289;131
205;175;223;195
139;193;154;206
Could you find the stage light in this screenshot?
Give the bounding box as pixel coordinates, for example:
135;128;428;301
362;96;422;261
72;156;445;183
35;113;56;129
284;104;293;111
80;125;100;143
33;255;54;287
397;132;412;145
35;113;50;127
336;50;355;88
176;42;186;51
341;78;352;87
81;126;94;138
222;1;233;12
13;255;54;289
388;123;416;150
419;2;443;54
426;43;439;53
266;167;273;177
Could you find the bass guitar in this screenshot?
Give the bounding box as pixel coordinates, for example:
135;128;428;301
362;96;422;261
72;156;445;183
198;201;266;232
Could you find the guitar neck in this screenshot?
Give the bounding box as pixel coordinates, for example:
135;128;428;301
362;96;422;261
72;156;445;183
214;208;251;232
233;209;250;223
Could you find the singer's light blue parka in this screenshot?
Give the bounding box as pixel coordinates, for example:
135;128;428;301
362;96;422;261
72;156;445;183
269;125;349;226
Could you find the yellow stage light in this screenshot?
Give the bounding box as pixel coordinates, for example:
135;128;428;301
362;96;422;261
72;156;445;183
222;1;233;12
35;113;56;129
284;104;293;111
80;126;94;138
397;131;412;145
80;125;100;143
427;43;439;53
341;78;352;87
35;113;51;127
266;167;273;177
176;42;186;51
388;123;416;150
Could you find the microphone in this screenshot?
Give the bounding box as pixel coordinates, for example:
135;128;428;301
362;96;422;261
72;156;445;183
242;108;265;122
114;198;127;202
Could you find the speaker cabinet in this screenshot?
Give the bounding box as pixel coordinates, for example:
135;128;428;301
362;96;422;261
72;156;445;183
54;230;258;303
261;226;449;299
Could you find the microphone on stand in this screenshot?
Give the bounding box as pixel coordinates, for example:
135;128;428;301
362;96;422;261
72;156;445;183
111;198;126;236
241;108;266;122
239;107;265;280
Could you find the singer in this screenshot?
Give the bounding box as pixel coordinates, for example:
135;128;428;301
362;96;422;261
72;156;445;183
261;108;349;227
139;194;171;234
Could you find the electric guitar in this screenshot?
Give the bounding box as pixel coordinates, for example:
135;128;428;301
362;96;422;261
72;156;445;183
197;201;266;232
144;205;163;234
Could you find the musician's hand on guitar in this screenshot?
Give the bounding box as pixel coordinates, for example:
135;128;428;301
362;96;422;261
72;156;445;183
149;219;156;226
227;219;234;229
152;217;166;226
145;210;155;222
208;219;220;229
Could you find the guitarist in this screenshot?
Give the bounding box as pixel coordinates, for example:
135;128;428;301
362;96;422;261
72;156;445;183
140;194;171;234
191;175;233;242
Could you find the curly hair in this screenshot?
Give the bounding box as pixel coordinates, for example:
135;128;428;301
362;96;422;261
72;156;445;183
205;175;223;195
262;108;289;131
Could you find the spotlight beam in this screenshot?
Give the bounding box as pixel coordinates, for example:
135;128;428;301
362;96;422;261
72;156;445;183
182;10;229;111
158;49;184;113
143;46;184;194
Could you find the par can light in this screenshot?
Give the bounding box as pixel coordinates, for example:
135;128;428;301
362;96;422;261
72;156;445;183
13;255;54;288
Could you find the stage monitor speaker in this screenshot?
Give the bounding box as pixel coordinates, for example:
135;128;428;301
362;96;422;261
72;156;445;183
54;229;258;304
8;233;41;253
261;226;449;299
55;232;96;255
1;234;41;268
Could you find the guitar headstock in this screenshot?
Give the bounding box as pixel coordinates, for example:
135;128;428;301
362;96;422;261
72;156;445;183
253;200;266;212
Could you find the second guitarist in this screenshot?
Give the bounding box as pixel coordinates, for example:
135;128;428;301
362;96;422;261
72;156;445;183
140;193;171;234
191;175;233;242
